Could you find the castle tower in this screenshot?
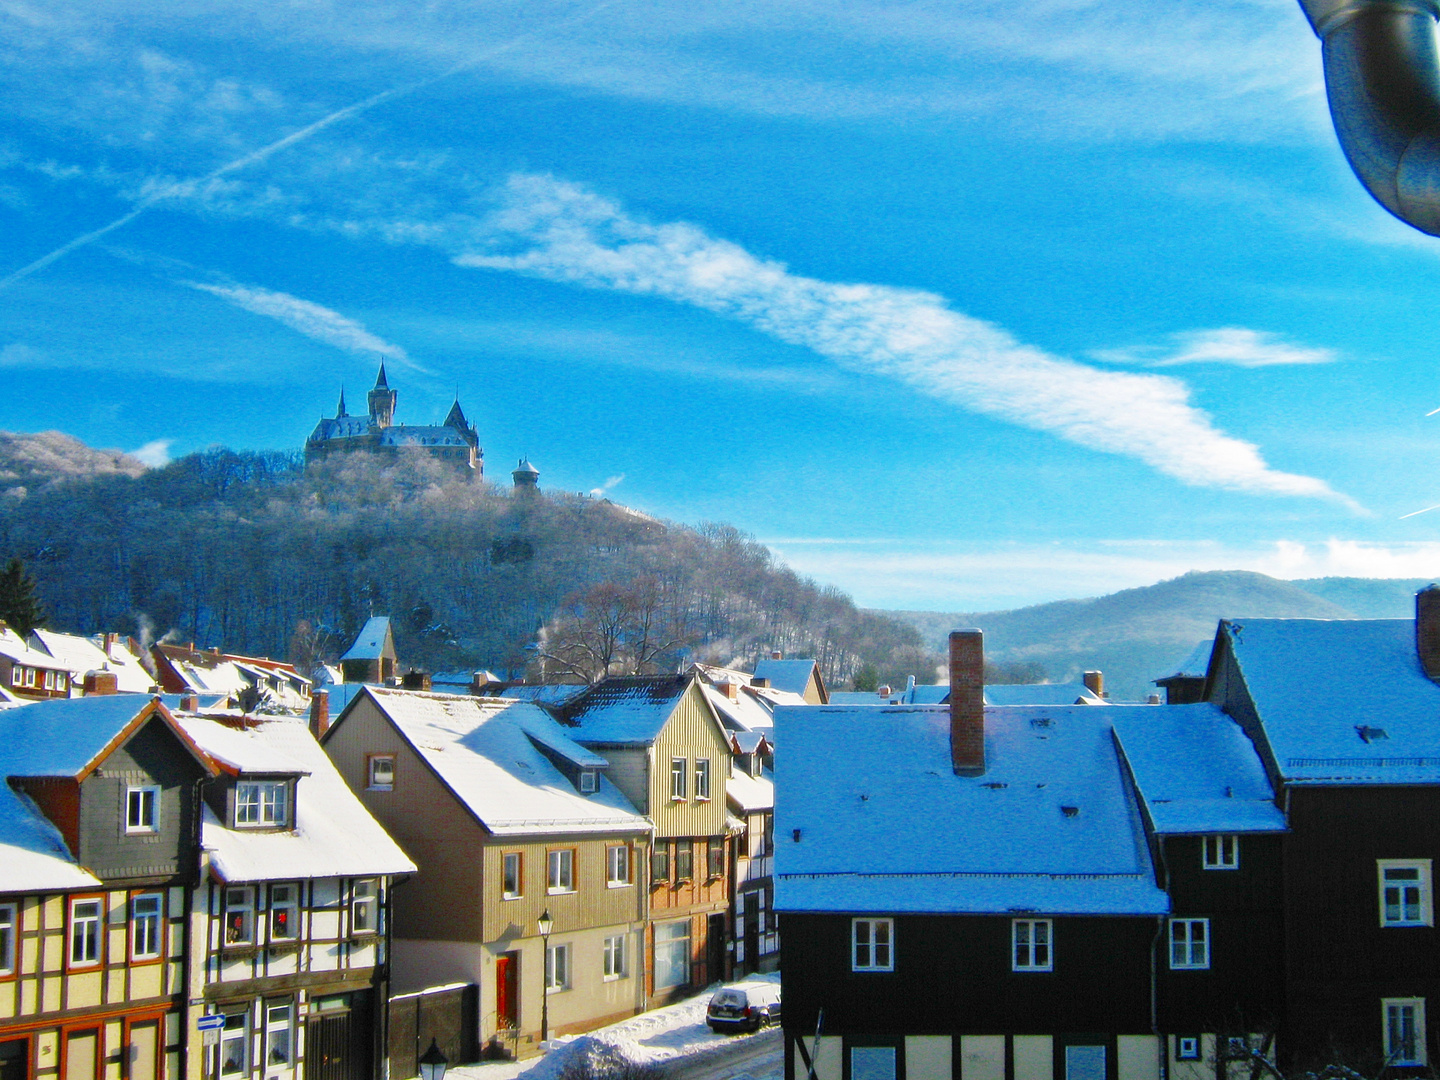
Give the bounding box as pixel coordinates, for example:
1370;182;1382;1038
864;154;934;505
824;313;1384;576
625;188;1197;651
512;458;540;491
367;362;397;428
336;387;348;418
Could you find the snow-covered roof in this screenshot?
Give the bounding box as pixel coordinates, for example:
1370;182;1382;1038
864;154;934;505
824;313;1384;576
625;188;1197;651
773;703;1168;916
984;683;1104;706
309;416;373;442
730;730;768;755
380;426;472;448
341;616;394;661
357;688;651;836
178;714;414;883
500;684;588;707
0;627;69;672
29;630;154;692
727;766;773;813
0;695;203;778
0;782;102;894
701;684;775;734
1226;618;1440;784
751;658;818;697
557;675;695;746
1155;640;1213;682
1111;704;1285;834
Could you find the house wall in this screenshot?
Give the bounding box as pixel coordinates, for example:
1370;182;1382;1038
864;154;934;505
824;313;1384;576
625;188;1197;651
479;836;646;944
649;684;730;840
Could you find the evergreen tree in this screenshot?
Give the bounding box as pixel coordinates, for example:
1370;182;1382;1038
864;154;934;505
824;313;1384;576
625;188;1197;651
0;558;46;635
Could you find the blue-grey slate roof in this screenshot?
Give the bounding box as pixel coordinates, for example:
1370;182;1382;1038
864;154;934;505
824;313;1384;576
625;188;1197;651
751;659;817;696
341;616;393;661
556;675;694;745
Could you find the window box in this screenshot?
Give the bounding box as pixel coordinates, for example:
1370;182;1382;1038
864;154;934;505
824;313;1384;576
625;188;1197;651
852;918;893;972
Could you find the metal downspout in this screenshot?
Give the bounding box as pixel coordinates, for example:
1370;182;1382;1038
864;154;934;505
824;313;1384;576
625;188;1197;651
1300;0;1440;235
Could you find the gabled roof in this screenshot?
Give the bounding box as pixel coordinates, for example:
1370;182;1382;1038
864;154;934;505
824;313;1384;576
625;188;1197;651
443;399;471;430
1223;618;1440;784
701;683;776;735
556;674;697;745
499;683;587;708
1154;639;1213;683
0;695;216;782
0;627;69;672
341;616;396;662
774;703;1169;916
727;766;773;814
752;658;824;699
350;687;650;836
1111;703;1285;834
30;630;154;693
177;714;414;883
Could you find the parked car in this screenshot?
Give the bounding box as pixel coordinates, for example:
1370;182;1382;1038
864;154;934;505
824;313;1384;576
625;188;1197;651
706;981;782;1033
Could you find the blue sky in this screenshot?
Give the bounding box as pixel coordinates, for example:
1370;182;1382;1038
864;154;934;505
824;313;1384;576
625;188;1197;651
5;0;1440;611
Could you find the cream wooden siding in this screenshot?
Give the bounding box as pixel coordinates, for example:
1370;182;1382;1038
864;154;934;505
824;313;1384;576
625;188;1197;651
480;836;649;943
650;683;731;840
596;747;649;813
324;696;487;941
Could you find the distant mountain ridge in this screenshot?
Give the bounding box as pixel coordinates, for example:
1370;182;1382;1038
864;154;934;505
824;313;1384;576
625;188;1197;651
878;571;1437;702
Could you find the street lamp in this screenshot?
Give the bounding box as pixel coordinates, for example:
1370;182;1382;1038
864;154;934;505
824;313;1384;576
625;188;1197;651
537;908;554;1047
418;1039;448;1080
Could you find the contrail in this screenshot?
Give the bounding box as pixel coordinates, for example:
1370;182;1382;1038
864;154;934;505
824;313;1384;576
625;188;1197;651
0;0;617;293
1400;503;1440;519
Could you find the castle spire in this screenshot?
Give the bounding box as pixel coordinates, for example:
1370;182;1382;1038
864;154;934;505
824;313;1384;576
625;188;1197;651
374;361;389;390
336;386;348;418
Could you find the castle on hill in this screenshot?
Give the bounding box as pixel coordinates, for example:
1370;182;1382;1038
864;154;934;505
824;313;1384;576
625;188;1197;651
305;363;483;475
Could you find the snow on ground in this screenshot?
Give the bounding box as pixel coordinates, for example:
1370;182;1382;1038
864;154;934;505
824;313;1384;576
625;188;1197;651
447;974;782;1080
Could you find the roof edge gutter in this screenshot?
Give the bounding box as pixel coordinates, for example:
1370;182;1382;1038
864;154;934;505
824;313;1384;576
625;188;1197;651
1301;0;1440;234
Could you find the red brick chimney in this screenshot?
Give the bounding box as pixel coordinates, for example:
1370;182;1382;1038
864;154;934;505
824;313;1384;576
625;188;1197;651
83;670;118;696
949;629;985;775
309;689;330;740
771;650;782;661
1083;670;1105;698
1418;586;1440;681
179;693;199;712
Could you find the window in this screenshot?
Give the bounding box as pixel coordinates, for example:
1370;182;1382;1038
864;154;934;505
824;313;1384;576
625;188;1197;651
131;893;163;960
367;756;394;791
270;884;298;941
351;879;377;934
1169;918;1209;969
579;769;597;794
1012;918;1052;971
707;837;725;879
607;845;631;887
650;845;670;885
1203;835;1239;870
1380;861;1434;926
603;934;627;979
695;759;711;801
235;781;289;828
1385;998;1427;1066
265;1002;293;1067
670;758;686;800
1175;1037;1201;1061
126;786;159;834
43;670;64;692
225;887;254;945
0;903;14;975
503;853;522;899
852;918;894;972
548;850;575;894
69;898;102;967
545;942;570;992
675;843;694;882
654;920;690;989
220;1012;249;1077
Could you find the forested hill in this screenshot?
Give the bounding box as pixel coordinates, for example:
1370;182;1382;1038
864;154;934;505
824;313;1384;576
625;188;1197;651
0;432;929;685
883;570;1436;701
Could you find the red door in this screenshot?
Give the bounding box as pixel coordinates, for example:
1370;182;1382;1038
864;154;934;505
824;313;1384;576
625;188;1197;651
496;953;518;1030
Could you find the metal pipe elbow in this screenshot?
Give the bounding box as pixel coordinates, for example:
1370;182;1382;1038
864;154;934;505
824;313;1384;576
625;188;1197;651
1301;0;1440;235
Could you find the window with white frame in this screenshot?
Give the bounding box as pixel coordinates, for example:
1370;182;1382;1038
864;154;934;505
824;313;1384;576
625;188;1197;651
43;670;64;692
1174;1037;1201;1061
545;942;570;992
220;1011;249;1077
0;902;15;975
69;898;101;966
265;1001;293;1067
1202;835;1239;870
235;781;289;828
548;850;575;894
503;853;522;899
270;884;298;941
607;845;631;887
131;893;163;960
1169;918;1209;969
367;756;394;791
695;759;711;801
603;934;627;979
126;786;159;834
1012;918;1052;971
351;879;377;934
1385;998;1427;1066
225;886;254;945
579;769;597;794
1380;861;1434;926
670;757;686;800
852;918;894;972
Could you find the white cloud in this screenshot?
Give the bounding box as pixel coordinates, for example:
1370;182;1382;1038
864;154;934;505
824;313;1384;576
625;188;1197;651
1093;327;1336;368
456;174;1356;507
590;473;625;497
179;279;423;371
129;439;172;467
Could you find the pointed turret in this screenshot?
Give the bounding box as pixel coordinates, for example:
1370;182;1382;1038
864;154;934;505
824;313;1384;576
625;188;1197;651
367;361;396;428
336;386;348;418
443;398;472;432
374;362;389;390
512;457;540;491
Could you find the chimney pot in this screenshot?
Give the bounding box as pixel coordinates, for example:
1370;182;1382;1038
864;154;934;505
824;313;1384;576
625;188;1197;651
310;688;330;739
949;629;986;776
1418;586;1440;681
1082;670;1104;698
1147;693;1162;705
83;670;118;696
402;670;432;692
771;650;783;661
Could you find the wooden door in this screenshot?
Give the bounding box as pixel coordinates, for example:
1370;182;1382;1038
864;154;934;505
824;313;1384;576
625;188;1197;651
304;1014;351;1080
128;1021;159;1080
495;953;518;1030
